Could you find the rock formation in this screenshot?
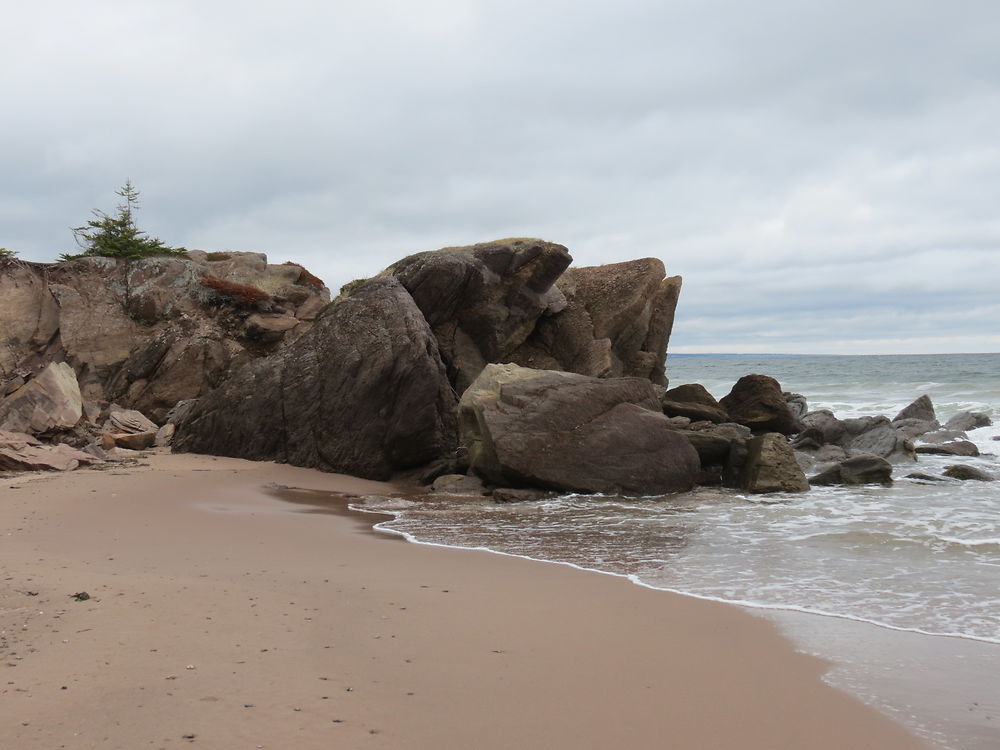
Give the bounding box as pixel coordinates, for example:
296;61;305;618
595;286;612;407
719;374;803;435
0;252;329;422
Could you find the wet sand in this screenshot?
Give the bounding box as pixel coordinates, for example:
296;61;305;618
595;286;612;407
1;452;932;749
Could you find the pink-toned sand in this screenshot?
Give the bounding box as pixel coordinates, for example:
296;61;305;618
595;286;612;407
1;453;932;749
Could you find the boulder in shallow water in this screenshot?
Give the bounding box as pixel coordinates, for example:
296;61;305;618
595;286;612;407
944;411;993;432
799;409;847;446
915;441;980;457
737;433;809;493
846;417;915;463
892;418;940;440
459;363;700;495
810;454;893;486
893;394;936;423
942;465;994;481
719;375;803;435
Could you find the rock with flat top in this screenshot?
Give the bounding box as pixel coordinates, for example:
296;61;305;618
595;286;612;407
107;408;158;434
113;431;157;450
915;441;980;457
737;433;809;493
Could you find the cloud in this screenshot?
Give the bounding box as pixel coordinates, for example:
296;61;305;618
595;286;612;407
2;0;999;353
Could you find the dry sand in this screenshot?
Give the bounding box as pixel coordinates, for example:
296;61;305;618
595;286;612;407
1;452;933;749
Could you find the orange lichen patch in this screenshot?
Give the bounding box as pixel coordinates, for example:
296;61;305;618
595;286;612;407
199;275;270;306
282;261;325;290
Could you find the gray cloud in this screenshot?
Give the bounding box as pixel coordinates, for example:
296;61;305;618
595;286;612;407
3;0;999;353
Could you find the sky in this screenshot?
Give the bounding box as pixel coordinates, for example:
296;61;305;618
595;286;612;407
3;0;999;354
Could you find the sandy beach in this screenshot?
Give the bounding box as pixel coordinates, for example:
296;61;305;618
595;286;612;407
1;453;932;749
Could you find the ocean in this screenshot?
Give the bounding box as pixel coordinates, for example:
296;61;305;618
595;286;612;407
358;353;1000;750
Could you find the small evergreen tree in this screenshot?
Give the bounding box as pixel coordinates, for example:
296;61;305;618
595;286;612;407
0;247;16;259
60;181;186;261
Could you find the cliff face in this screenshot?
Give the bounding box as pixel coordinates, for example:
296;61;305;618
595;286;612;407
0;251;329;422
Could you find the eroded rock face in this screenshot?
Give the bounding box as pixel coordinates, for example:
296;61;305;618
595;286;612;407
383;239;572;394
736;433;809;493
174;277;458;480
0;362;82;435
510;259;681;386
0;252;329;414
719;374;803;435
459;363;700;495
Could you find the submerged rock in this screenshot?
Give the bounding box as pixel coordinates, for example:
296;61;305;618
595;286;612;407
459;363;699;495
810;455;893;486
942;465;994;481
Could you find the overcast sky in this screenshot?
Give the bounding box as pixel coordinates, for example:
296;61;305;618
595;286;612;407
3;0;999;354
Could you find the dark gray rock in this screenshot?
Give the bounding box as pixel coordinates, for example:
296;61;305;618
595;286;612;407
919;428;969;444
810;455;893;486
915;441;980;457
906;472;945;482
944;411;993;432
719;374;803;435
383;239;572;394
784;392;808;420
943;465;994;481
799;410;847;445
893;418;940;440
459;364;700;495
893;395;936;423
846;417;915;463
661;383;728;423
174;277;458;480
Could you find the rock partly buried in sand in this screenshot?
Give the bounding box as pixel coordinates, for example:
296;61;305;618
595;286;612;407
381;238;572;394
0;362;83;435
810;455;893;486
112;431;157;451
174;277;458;481
459;363;700;495
915;441;980;457
893;394;936;423
0;430;100;471
509;258;682;387
430;474;488;495
942;465;994;481
735;433;809;493
660;383;729;423
719;375;803;435
944;411;993;432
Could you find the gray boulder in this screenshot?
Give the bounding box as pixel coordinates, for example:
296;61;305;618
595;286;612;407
719;374;803;435
799;409;847;446
459;364;700;495
893;395;936;423
943;465;994;481
810;455;893;486
944;411;993;432
846;417;915;463
174;277;458;480
915;441;980;457
784;392;809;420
893;418;940;440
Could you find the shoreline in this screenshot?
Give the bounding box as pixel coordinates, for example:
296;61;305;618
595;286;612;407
1;453;932;749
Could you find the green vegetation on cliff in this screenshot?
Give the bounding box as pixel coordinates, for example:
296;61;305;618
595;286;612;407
60;181;186;261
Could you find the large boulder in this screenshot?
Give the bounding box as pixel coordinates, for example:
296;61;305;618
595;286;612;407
509;258;681;386
0;430;98;471
381;239;572;394
893;395;936;423
736;433;809;493
174;277;458;480
798;409;847;446
719;374;803;435
810;455;893;486
0;361;83;435
459;364;700;495
661;383;729;423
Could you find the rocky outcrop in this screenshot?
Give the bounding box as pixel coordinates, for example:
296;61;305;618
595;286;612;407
0;362;82;435
509;258;681;386
0;252;329;421
810;455;893;486
458;364;700;495
381;239;572;394
174;277;458;480
0;429;98;472
719;374;803;435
